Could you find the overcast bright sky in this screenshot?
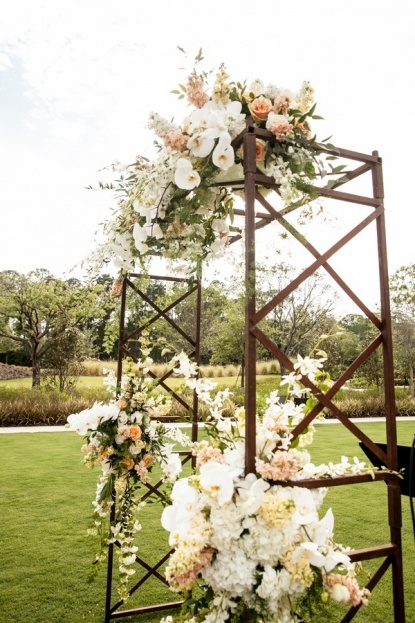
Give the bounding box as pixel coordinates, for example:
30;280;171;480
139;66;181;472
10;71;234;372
1;0;414;312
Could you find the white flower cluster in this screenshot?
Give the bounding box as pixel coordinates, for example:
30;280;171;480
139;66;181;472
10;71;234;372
160;352;371;622
67;352;191;601
98;61;329;278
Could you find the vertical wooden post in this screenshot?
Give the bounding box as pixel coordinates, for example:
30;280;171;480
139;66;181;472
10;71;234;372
243;122;257;475
191;279;202;466
372;152;406;622
105;276;127;622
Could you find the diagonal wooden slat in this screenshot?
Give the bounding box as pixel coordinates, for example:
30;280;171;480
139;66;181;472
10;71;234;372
251;199;383;326
254;190;382;327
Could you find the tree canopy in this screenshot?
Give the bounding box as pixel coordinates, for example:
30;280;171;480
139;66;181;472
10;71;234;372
0;269;105;386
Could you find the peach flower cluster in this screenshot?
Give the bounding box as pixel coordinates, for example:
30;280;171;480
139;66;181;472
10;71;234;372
186;74;209;109
324;573;370;607
163;129;189;152
193;440;224;467
256;449;307;481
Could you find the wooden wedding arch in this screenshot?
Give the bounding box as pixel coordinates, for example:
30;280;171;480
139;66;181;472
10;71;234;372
105;120;405;622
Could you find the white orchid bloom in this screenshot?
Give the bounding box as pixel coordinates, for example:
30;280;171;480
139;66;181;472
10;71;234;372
160;445;182;482
199;461;234;506
293;354;326;381
160;478;199;545
132;199;148;216
236;473;270;515
331;583;351;604
151;223;164;239
133;222;149;243
222;444;245;479
212;135;235;170
292;487;318;525
187;134;215;158
211;218;229;234
201;118;228;141
293;542;326;568
187;101;216;132
311;508;334;545
174;158;201;190
323;549;351;573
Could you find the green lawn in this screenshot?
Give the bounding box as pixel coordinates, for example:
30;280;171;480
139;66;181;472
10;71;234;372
0;422;414;622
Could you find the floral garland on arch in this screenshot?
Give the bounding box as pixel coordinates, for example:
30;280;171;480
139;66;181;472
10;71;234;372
97;55;342;279
67;342;191;601
158;353;377;623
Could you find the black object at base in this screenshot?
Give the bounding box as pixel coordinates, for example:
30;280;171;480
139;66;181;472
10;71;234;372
359;441;414;497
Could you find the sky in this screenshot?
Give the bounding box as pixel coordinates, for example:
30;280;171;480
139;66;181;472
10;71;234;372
0;0;414;314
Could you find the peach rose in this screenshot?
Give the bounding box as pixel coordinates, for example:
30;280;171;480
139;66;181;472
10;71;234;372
237;138;267;165
122;458;135;471
129;425;142;441
248;96;273;121
142;454;153;467
116;399;128;409
255;139;267;165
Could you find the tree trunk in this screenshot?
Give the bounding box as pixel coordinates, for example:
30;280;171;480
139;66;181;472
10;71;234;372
32;358;41;387
409;365;414;399
241;357;245;388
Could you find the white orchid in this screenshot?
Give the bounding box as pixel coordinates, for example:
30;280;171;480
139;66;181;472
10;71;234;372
199;461;235;506
67;402;119;435
161;478;200;545
174;158;201;190
187;134;215;158
293;354;326;381
236;474;270;515
212;135;235;170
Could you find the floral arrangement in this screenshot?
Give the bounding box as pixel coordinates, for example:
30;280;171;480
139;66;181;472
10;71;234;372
67;345;190;600
98;54;340;278
159;353;373;623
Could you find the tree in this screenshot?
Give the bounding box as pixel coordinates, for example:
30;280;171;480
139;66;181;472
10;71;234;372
322;328;362;379
334;314;383;387
255;264;337;375
42;327;95;391
0;270;104;387
205;296;245;366
390;263;415;396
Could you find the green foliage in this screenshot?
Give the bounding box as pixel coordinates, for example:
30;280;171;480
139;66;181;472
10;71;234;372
0;270;106;387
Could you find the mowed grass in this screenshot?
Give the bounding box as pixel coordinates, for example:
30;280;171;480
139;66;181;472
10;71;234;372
0;422;414;623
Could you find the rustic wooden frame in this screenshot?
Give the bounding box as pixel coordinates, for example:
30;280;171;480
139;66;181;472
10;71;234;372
232;119;405;622
104;274;202;622
105;118;405;621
